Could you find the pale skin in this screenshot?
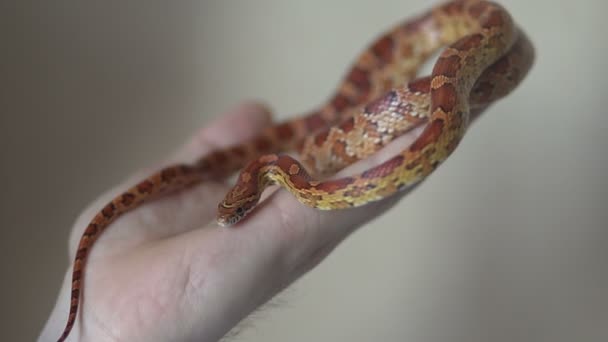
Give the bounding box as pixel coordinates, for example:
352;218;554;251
40;101;434;341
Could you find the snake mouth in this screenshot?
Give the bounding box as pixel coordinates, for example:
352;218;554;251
217;213;241;227
216;215;236;227
217;204;247;227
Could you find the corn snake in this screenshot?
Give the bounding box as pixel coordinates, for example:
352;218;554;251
58;1;533;340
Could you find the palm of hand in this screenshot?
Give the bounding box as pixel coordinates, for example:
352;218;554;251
41;102;414;341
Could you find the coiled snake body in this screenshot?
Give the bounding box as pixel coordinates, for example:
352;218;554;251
58;1;534;340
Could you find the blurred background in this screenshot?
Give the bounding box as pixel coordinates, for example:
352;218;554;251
2;0;606;341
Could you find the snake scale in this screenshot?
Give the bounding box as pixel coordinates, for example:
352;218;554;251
57;1;534;340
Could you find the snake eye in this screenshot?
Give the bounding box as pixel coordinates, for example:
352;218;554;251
236;207;244;215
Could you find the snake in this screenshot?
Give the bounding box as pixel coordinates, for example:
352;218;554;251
57;1;534;340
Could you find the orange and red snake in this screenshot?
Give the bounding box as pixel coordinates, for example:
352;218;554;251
57;1;534;340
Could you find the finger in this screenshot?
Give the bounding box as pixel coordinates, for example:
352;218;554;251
240;127;425;269
70;102;273;254
208;108;490;275
249;107;493;270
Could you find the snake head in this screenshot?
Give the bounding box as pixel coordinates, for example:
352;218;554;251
216;185;260;227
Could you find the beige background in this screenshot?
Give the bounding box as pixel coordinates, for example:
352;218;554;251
2;0;607;341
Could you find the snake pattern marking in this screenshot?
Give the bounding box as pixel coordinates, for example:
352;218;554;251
58;1;533;340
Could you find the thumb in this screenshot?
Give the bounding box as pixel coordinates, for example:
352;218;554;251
171;101;273;164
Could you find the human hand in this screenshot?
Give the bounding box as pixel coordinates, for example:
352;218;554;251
40;102;421;341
